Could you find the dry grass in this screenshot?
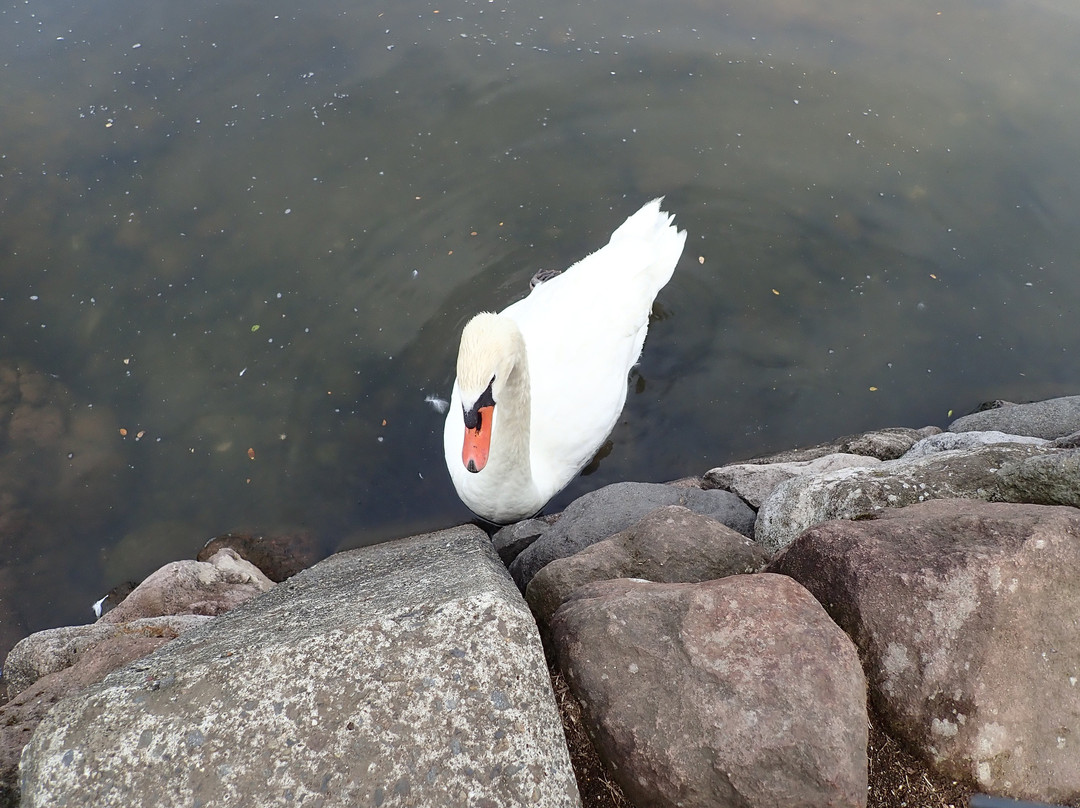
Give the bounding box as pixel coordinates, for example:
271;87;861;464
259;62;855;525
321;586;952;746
866;708;969;808
550;667;631;808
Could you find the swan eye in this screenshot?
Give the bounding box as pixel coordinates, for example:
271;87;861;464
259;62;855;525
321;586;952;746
463;381;496;429
463;406;481;431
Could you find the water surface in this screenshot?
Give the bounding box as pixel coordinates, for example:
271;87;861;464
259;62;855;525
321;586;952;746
2;0;1078;650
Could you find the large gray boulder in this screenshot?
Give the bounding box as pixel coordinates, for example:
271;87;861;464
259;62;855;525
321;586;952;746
1051;430;1080;449
552;574;868;808
754;444;1058;552
491;518;555;566
525;506;768;639
948;395;1080;438
704;452;882;508
19;526;580;808
902;430;1049;459
770;499;1080;803
735;426;939;465
509;482;755;589
995;450;1080;508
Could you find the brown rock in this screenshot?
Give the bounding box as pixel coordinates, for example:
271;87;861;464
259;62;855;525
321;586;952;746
552;574;868;808
769;499;1080;803
7;402;63;445
526;506;768;639
3;616;211;701
197;528;321;582
100;548;274;624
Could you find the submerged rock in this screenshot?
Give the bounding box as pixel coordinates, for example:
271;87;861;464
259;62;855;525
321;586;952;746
197;528;321;582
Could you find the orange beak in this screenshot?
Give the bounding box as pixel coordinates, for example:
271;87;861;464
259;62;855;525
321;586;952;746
462;405;494;473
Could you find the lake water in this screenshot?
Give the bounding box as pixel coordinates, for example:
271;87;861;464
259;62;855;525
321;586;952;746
2;0;1078;652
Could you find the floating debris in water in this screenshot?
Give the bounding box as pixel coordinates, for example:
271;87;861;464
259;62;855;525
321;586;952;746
425;394;449;414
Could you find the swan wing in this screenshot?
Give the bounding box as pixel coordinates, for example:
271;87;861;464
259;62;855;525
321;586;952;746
501;199;686;494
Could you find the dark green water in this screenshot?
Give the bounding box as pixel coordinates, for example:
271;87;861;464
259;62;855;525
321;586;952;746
1;0;1078;650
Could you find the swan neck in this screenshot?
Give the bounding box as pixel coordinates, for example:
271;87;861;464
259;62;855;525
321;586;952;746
493;335;532;476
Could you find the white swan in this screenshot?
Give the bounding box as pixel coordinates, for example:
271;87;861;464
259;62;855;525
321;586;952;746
444;198;687;523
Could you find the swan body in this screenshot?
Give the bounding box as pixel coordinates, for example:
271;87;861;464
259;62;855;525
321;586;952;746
444;198;687;523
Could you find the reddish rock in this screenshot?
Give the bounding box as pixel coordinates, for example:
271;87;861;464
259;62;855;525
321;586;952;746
769;499;1080;803
100;548;274;624
552;574;867;808
509;482;755;590
526;506;768;639
3;616;210;701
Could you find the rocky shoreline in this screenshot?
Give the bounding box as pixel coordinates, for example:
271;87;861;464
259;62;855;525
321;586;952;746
3;394;1080;807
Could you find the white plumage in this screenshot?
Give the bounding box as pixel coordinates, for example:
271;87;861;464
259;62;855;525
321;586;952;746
444;198;686;523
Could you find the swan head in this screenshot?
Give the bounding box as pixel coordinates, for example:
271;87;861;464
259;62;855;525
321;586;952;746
454;312;527;474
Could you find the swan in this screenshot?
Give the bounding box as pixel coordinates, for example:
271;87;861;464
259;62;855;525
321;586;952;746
444;198;687;523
